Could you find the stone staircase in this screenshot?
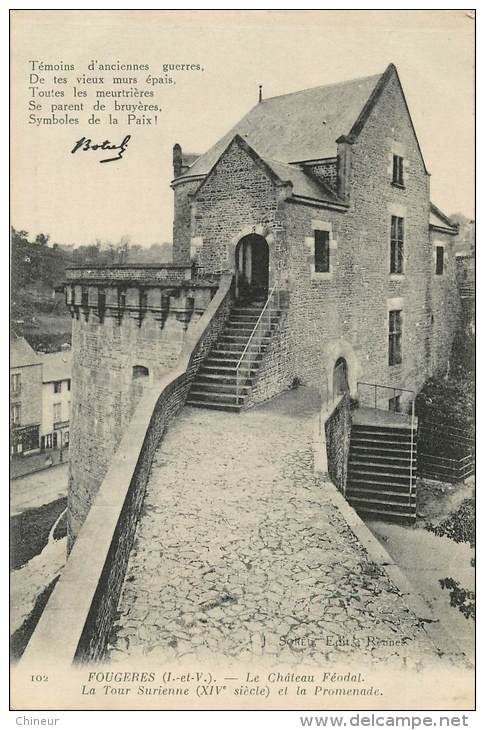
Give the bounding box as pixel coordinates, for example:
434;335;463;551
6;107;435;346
346;421;417;523
186;300;280;412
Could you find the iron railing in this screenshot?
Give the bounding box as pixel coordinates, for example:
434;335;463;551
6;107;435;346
418;451;474;483
235;283;281;401
356;381;416;506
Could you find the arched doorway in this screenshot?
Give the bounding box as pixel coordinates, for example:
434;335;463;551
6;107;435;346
332;357;349;400
235;234;269;302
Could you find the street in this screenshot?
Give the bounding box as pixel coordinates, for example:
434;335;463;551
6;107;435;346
10;462;68;516
10;463;69;654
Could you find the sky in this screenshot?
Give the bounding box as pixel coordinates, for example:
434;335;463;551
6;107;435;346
11;9;475;248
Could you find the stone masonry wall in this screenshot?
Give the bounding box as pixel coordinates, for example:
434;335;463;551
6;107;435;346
23;276;234;665
77;279;234;661
283;70;459;405
284;201;348;397
172;179;201;264
68;281;217;547
324;392;352;495
191;138;288;278
429;232;460;374
245;312;293;407
306;159;338;192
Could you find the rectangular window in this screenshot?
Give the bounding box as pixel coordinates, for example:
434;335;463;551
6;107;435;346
53;381;62;393
390;216;404;274
67;379;71;391
12;403;21;425
436;246;444;275
389;310;402;366
11;373;21;393
53;403;62;422
314;230;330;273
392;155;404;186
389;395;401;413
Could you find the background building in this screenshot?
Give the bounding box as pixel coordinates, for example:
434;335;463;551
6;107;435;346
40;350;72;452
10;334;42;456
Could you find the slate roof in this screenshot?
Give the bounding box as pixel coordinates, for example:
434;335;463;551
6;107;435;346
10;335;42;369
41;350;72;383
180;64;449;219
264;157;341;203
181;70;384;180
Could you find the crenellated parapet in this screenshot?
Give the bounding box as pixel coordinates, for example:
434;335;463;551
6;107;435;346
65;263;224;545
65;264;219;330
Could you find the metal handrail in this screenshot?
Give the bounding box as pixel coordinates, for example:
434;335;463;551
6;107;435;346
356;381;416;507
409;399;415;506
235;283;280;400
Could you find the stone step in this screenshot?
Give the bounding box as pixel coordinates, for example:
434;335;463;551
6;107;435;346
190;381;251;394
204;355;262;368
349;460;416;474
210;346;267;358
186;399;242;413
347;494;416;511
228;313;278;322
346;486;416;502
199;364;258;376
350;436;416;449
207;347;265;358
348;502;416;523
347;476;415;491
231;306;266;314
194;372;252;385
223;325;276;337
218;335;272;346
189;390;245;405
352;425;417;439
349;448;414;463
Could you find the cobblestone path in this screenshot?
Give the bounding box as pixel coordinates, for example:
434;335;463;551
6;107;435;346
109;389;443;669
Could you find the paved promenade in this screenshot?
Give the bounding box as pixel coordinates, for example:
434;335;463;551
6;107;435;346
109;388;444;669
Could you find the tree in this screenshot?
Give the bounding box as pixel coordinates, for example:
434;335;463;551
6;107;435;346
449;213;475;255
428;498;475;621
34;233;50;247
117;234;131;264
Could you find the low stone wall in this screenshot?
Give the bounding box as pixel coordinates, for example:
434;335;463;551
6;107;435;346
245;312;293;407
21;274;234;666
66;263;193;283
320;392;352;495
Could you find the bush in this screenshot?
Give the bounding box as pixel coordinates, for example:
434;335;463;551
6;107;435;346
427;498;475;622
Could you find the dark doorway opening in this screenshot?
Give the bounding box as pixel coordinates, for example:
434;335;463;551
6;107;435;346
235;234;269;303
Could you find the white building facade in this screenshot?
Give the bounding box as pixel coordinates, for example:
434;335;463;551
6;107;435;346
40;350;72;451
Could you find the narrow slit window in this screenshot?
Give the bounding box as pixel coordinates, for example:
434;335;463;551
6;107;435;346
392;155;404;186
435;246;444;275
389;310;402;366
390;216;404;274
132;365;149;379
314;230;330;273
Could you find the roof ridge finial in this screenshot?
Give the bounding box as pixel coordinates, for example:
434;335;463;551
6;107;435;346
259;85;262;103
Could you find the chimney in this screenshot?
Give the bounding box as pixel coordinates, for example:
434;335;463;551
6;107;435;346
336;135;353;202
173;143;183;178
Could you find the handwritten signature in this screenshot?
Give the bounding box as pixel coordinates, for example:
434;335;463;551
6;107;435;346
70;135;131;163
